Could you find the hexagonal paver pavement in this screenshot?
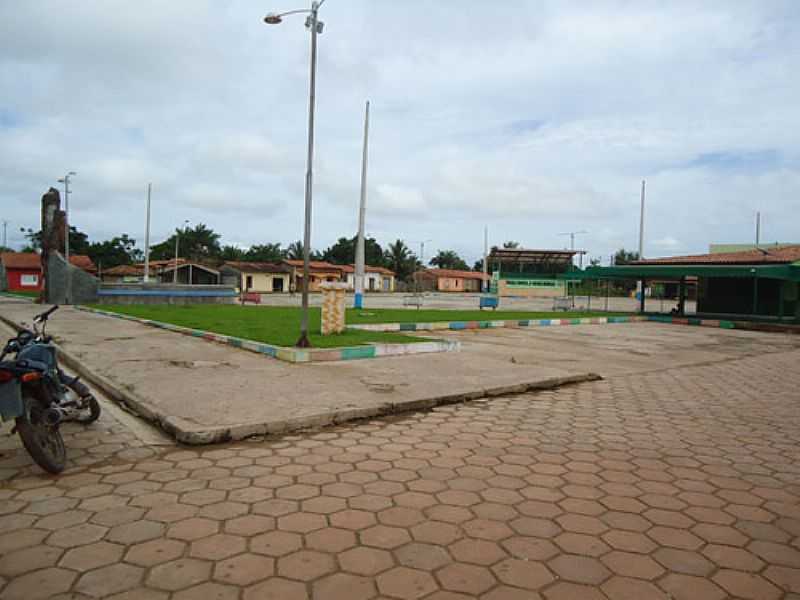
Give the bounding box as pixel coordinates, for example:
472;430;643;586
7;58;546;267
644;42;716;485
0;345;799;599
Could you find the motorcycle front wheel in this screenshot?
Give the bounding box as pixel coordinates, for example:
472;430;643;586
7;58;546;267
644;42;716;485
73;395;101;424
16;395;67;474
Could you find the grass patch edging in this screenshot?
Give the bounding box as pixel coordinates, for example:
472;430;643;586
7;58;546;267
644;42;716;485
76;305;459;363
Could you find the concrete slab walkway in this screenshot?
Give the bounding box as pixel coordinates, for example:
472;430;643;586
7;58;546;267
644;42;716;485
1;301;798;445
0;303;583;444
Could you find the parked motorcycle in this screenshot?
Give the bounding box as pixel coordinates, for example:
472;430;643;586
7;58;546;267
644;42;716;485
0;305;100;473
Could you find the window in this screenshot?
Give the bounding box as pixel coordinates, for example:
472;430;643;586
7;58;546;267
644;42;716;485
246;275;253;290
272;277;284;292
21;274;39;287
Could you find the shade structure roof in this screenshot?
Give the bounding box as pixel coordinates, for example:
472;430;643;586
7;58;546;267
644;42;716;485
488;248;583;266
571;263;800;282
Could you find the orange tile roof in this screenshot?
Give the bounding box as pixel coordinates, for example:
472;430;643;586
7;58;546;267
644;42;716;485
102;264;143;276
1;252;41;270
223;261;290;274
283;259;343;272
635;245;800;266
339;264;395;276
69;255;97;273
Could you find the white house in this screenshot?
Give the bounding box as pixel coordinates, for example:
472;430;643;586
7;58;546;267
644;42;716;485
340;265;396;292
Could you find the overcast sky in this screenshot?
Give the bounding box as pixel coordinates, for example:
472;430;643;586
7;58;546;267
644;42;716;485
1;1;798;265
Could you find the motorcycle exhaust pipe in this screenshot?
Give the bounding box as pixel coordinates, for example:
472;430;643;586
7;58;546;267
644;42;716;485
43;407;66;426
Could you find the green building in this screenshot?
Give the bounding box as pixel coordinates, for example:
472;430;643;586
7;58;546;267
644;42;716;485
581;245;800;321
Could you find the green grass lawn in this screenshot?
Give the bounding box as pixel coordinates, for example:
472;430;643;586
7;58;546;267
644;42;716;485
1;290;39;298
87;304;629;349
88;304;429;348
347;308;629;324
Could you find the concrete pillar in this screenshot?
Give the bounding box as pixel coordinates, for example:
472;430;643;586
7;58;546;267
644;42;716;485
320;282;348;335
639;279;646;313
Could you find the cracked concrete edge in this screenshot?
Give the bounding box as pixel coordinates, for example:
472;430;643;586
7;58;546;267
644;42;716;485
0;312;601;446
166;373;603;445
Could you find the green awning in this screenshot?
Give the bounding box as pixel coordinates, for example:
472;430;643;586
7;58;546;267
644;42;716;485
561;264;800;282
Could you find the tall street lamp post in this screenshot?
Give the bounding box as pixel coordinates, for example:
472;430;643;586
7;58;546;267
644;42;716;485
264;0;325;348
174;220;189;284
57;171;76;303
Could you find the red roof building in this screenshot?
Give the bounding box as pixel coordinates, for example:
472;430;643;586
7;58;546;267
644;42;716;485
634;245;800;266
1;252;42;291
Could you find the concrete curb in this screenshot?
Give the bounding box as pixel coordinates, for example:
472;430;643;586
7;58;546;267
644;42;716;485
647;315;800;334
141;372;604;445
350;315;647;332
0;312;600;445
75;306;460;363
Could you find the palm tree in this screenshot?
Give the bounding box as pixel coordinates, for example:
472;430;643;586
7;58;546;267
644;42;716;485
383;239;416;282
286;240;304;260
429;250;469;271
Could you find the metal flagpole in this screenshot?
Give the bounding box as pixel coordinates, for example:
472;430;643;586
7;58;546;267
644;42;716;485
354;100;370;309
144;183;152;283
637;179;646;312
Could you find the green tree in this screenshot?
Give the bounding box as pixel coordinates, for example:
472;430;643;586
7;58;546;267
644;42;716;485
613;248;640;265
149;224;221;261
429;249;469;271
20;226;89;254
88;234;142;269
286;240;304;260
0;246;13;254
322;235;384;266
383;239;418;281
246;243;284;262
220;245;246;261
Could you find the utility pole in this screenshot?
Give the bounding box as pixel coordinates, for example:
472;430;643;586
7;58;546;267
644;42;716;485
558;230;587;267
755;211;761;247
637;179;646;312
354;100;370;309
144;184;152;283
2;220;7;248
483;226;489;293
57;172;77;303
174;220;189;284
411;239;432;296
639;179;646;260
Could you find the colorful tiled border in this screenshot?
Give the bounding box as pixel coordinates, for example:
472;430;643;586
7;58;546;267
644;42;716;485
350;315;648;332
352;314;799;335
75;306;459;363
647;315;800;333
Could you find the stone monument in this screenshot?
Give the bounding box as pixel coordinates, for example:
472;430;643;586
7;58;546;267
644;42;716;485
320;282;348;335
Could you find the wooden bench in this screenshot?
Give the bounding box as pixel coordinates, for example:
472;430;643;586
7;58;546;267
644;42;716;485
553;296;573;311
241;292;261;305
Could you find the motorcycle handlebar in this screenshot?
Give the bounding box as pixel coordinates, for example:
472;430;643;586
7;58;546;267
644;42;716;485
34;305;59;323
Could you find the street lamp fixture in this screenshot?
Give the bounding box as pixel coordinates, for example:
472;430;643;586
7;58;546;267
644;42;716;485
57;171;77;303
263;0;326;348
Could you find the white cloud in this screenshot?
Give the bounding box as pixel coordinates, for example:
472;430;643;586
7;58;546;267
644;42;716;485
1;0;799;264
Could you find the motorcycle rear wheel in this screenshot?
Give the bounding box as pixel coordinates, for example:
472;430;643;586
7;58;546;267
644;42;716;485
16;396;66;474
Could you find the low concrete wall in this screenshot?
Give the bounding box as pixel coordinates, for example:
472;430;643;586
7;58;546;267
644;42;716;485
47;253;99;304
97;283;237;305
